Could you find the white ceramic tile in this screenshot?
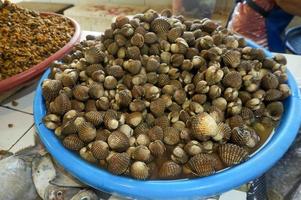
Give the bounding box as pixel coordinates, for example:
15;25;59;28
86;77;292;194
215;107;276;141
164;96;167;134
0;107;34;150
110;0;145;5
10;126;36;153
0;80;38;114
219;190;246;200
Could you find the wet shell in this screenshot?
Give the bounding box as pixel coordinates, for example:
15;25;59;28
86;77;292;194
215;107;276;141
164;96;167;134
49;93;71;115
218;143;249;166
213;122;231;142
103;110;119;130
108;131;130;152
158;161;182;179
79;147;97;163
173;89;187;105
147;126;164;141
91;140;109;160
265;89;283;101
107;152;130;175
61;120;77;135
241;107;255;123
265;101;284;121
129;99;146;112
187;154;215;176
222;71;242;88
261;73;279;89
146;57;160;72
84;111;104;126
171;146;189;164
157;74;170;87
71;100;85;112
77;121;97;142
149;140;166;156
123;59;142;75
88;83;104;99
127;46;141;60
73;85;90;101
95;129;111;141
131;145;151;162
130;161;149;179
126;112;143;127
85;64;104;77
190;112;218;139
136;133;151;146
134;122;149;136
227;115;244;129
63;134;84;151
131;33;145;47
85;99;97;112
151;17;171;34
144;32;158;44
231;126;260;148
150;98;166;117
42;79;62;102
184;140;202;156
223;50;241;68
163;127;180;145
167;27;183;42
116;89;132;107
205;66;224;86
84;46;105;64
106;65;125;79
104;76;117;90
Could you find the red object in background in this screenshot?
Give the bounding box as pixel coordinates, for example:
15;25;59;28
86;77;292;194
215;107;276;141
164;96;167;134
228;0;275;48
0;12;81;93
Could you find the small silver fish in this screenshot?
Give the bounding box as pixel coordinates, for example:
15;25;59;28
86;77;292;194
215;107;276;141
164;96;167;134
0;146;44;200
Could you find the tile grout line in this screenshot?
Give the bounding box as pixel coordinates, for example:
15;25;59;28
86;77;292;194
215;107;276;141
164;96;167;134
8;123;35;151
0;105;33;115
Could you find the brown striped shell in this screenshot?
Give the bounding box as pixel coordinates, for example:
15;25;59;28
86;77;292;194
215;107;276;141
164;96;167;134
79;146;97;163
84;111;104;127
218;143;249;166
131;145;151;162
223;50;241;68
261;73;279;89
222;71;242;89
213;122;231;143
107;152;130;175
76;121;97;142
265;89;283;101
190;112;218;139
61;120;77;135
95;129;111;141
106;65;125;79
130;161;149;180
231;126;260;148
150;98;166;117
107;131;130;152
163;127;180;145
187;154;215;177
103;110;119;130
144;32;158;44
158;161;182;179
116;89;132;107
149;140;166;156
42;79;62;102
126;112;143;127
63;134;84;151
84;46;105;64
167;27;183;42
91;140;109;160
227;115;244;129
86;64;104;77
151;17;171;34
73;85;90;101
171;146;188;164
49;93;71;116
134;122;149;136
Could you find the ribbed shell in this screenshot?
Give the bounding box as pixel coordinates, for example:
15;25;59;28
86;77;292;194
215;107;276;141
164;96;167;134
86;64;103;77
131;145;151;162
144;32;158;44
190;112;218;139
222;71;242;88
150;98;166;117
227;115;244;129
49;93;71;115
218;143;249;166
232;126;260;148
103;110;119;130
61;120;77;135
84;46;105;64
158;161;182;179
149;140;166;156
187;154;215;177
265;89;283;101
63;134;84;151
116;89;132;107
167;27;183;42
151;18;171;34
241;107;254;122
91;140;109;160
213;122;231;142
42;79;62;102
107;131;130;152
134;122;149;136
223;50;241;68
126;112;143;127
84;111;104;127
77;121;97;142
85;99;97;112
131;33;144;48
266;101;284;121
163;127;180;145
130;161;149;180
88;83;104;99
107;152;130;175
106;65;124;79
73;85;90;101
147;126;164;141
261;73;279;89
95;129;111;141
127;46;141;60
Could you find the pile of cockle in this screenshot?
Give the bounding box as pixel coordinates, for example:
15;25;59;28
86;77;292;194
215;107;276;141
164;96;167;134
42;9;291;180
0;1;74;80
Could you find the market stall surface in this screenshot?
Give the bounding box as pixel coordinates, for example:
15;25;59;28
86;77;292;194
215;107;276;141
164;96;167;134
1;31;301;200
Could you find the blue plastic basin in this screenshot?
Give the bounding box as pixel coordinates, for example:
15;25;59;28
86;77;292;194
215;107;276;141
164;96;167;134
34;40;301;200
